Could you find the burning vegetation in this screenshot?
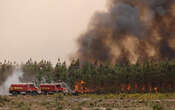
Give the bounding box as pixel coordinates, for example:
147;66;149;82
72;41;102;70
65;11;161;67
2;0;175;94
71;0;175;93
69;59;175;93
74;80;95;93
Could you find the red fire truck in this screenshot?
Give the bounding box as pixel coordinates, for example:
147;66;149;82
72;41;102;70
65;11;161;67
9;83;40;95
40;83;68;94
9;82;76;95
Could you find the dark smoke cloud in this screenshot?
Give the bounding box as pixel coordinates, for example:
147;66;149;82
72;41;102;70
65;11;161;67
77;0;175;64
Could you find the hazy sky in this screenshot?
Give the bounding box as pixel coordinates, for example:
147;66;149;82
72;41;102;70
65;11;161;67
0;0;106;64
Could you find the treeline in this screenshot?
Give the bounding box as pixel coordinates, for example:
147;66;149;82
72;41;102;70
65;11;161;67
68;60;175;93
21;59;67;84
20;59;175;93
1;59;175;93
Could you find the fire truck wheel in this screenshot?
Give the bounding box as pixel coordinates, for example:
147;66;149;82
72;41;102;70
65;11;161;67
12;91;18;96
32;91;37;95
26;91;31;95
44;91;48;95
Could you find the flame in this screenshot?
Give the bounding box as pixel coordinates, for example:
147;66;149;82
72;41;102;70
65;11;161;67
154;87;158;92
74;82;173;93
74;80;94;93
127;84;131;91
74;83;79;92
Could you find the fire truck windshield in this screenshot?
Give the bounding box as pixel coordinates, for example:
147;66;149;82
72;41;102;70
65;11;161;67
56;85;61;88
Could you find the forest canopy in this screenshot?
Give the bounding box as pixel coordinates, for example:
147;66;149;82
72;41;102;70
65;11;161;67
0;59;175;93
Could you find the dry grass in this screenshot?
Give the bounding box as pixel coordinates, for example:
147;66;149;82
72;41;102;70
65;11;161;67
0;93;175;110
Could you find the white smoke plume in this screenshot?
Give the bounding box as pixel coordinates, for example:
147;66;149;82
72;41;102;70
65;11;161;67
0;66;23;95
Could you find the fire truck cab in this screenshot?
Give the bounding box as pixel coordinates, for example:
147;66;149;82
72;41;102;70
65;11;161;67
9;83;40;95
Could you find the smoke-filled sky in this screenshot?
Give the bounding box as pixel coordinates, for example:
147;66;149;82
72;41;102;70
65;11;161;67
78;0;175;64
0;0;106;64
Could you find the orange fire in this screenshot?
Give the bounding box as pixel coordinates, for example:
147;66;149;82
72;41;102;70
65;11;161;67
74;81;171;93
80;80;85;85
74;83;79;92
74;80;94;93
154;87;158;93
127;84;131;91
